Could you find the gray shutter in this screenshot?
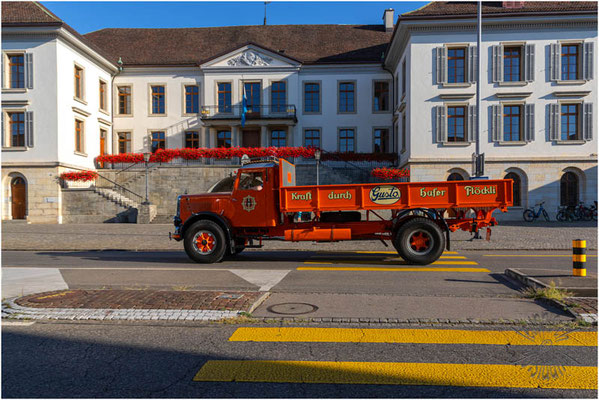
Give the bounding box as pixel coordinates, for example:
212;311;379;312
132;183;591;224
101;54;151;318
25;111;33;147
524;104;535;142
549;103;560;141
583;103;593;141
1;54;4;88
25;53;33;89
467;46;477;83
436;47;447;84
492;45;504;83
583;42;594;81
524;44;535;82
550;43;561;81
435;105;447;143
491;104;502;142
1;111;4;147
467;105;476;142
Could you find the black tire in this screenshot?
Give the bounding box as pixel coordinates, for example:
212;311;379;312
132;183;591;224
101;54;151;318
184;220;227;263
523;209;535;222
393;217;445;265
556;210;566;222
542;209;550;222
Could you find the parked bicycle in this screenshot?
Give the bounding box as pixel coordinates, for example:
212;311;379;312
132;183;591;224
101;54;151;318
556;205;576;222
574;201;596;221
523;201;550;222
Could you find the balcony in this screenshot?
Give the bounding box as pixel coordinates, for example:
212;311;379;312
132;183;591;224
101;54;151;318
200;104;297;124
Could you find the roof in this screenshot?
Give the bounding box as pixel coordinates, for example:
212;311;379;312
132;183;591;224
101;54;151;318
402;1;598;19
84;25;391;67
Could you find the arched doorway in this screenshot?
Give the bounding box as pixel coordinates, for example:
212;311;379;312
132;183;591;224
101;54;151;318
447;172;464;181
11;177;26;219
504;172;522;207
560;172;579;207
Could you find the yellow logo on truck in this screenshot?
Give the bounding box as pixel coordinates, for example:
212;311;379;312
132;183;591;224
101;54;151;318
328;191;352;200
291;192;312;200
420;188;446;198
369;185;401;205
465;186;497;196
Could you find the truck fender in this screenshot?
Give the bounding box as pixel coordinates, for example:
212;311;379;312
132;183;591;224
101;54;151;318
392;208;451;251
182;212;235;254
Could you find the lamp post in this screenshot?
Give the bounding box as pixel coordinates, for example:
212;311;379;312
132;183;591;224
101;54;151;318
314;149;321;186
143;152;151;204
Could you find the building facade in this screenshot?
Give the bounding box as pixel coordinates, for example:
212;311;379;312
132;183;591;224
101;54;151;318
1;1;597;223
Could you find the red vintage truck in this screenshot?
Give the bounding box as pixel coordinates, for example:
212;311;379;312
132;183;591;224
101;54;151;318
171;157;513;265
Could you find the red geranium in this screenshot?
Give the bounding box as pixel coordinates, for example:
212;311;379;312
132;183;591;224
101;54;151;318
60;170;99;182
371;168;410;180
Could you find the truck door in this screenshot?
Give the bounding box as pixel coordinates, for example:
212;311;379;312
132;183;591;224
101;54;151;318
232;169;267;226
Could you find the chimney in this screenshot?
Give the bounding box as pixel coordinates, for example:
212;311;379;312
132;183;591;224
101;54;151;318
382;8;394;32
503;1;524;9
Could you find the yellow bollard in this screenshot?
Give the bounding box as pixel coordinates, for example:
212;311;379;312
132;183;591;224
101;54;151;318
572;239;587;277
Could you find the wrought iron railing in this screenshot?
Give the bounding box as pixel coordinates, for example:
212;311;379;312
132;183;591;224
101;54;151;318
95;172;145;204
200;104;297;120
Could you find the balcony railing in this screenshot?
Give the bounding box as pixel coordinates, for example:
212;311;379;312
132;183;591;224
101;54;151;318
200;104;297;121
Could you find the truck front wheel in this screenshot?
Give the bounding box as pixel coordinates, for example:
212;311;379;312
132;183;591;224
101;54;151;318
184;220;227;263
393;218;445;265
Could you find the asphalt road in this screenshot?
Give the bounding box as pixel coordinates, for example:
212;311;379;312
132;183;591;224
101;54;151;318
2;322;597;398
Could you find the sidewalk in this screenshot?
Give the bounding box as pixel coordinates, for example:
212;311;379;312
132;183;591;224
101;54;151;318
2;221;597;251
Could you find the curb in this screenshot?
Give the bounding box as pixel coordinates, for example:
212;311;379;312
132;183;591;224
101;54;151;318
505;268;597;297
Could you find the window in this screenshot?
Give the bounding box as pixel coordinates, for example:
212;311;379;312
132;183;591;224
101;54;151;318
151;131;165;152
271;81;286;113
304;82;320;113
271;130;286;147
8;54;24;89
304;129;320;148
117;132;131;154
373;81;389;112
185;85;199;114
339;129;355;153
561;104;580;140
561;44;580;81
244;82;261;113
503;46;522;82
447;172;464;181
151;85;165;114
503;105;522;141
504;172;522;207
118;86;131;115
560;172;579;207
74;65;84;100
7;112;25;147
447;106;466;142
401;114;406;152
75;119;84;153
217;83;232;113
447;48;466;83
99;80;107;111
185;131;200;148
238;172;264;191
217;130;231;148
373;128;389;153
339;82;355;113
401;59;406;98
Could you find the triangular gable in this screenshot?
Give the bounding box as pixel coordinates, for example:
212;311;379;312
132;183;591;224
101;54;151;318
201;43;301;68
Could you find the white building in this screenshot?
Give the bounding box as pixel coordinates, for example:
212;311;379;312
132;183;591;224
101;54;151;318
2;1;597;223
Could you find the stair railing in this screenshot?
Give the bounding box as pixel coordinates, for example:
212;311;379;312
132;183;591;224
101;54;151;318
95;172;145;205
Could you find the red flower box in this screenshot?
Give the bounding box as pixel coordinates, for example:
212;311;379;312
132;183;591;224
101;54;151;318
59;170;99;182
371;168;410;180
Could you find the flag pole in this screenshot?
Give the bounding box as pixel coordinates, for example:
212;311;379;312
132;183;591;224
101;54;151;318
475;0;483;177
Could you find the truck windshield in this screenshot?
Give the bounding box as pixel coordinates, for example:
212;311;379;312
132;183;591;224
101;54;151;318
207;176;235;193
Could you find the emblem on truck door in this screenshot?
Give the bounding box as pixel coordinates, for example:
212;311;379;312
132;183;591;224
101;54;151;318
242;195;256;212
369;185;401;205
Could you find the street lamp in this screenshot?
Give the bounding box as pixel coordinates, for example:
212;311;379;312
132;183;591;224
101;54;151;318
314;149;321;186
143;152;151;204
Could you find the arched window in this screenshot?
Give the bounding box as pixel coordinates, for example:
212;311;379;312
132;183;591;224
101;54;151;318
504;172;521;207
560;172;579;207
447;172;464;181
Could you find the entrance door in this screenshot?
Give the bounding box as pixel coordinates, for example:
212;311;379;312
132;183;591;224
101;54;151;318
11;177;26;220
242;130;260;148
99;129;107;168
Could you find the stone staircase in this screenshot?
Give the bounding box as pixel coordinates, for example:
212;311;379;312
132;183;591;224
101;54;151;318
93;187;140;209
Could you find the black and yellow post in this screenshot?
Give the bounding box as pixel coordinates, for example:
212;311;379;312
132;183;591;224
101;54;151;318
572;239;587;277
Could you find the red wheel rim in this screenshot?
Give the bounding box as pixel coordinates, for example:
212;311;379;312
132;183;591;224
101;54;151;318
409;231;431;252
194;231;216;255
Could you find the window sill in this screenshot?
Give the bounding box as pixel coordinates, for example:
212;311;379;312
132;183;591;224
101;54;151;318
498;81;528;87
554;140;586;145
99;108;110;116
372;110;392;114
2;88;27;93
440;142;472;147
74;97;87;105
2;146;28;151
302;111;322;115
116;113;133;118
441;83;471;88
337;111;357;115
149;113;166;117
556;80;586;85
74;151;88;157
496;141;528;146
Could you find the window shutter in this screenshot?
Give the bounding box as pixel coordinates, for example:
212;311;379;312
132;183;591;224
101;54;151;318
25;111;33;147
25;53;33;89
524;44;535;82
467;46;477;83
524;104;535;142
436;47;447;84
467;105;476;142
583;102;593;141
583;42;594;81
550;43;561;81
491;104;502;142
549;103;560;141
435;105;447;143
1;112;4;147
492;45;504;83
1;54;4;89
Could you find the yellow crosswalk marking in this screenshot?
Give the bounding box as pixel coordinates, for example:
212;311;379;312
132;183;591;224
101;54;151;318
298;266;490;272
439;256;467;259
335;251;460;255
484;254;598;257
303;260;478;266
193;360;597;389
229;327;597;347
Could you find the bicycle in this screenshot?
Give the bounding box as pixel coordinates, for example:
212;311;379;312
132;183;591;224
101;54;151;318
523;201;550;222
556;205;576;222
574;201;595;221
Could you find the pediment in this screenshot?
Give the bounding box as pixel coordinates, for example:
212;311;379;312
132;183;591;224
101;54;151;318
202;44;300;68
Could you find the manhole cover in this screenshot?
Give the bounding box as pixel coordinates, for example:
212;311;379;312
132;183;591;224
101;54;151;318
28;290;79;303
218;294;244;299
266;303;319;315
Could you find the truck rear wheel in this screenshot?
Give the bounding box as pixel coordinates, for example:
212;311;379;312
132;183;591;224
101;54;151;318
393;217;445;265
184;220;227;263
